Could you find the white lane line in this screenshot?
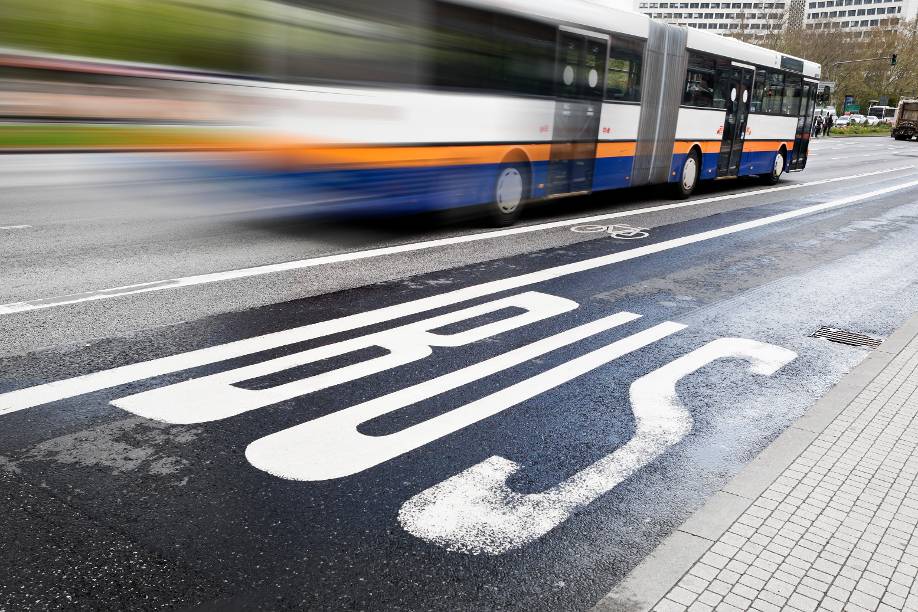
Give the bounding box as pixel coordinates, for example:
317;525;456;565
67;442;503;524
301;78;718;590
0;225;31;230
828;154;884;160
4;175;918;417
0;166;912;316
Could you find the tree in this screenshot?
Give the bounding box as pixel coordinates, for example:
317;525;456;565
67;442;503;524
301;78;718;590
731;18;918;107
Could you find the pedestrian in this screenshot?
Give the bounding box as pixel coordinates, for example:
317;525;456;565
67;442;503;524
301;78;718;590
824;114;833;137
813;114;823;138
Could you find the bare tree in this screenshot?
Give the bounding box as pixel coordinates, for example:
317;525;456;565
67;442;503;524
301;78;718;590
731;19;918;107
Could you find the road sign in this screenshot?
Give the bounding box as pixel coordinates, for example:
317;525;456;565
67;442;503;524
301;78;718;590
844;95;858;112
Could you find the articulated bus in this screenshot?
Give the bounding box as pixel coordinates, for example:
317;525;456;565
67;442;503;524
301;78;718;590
243;0;820;224
2;0;819;224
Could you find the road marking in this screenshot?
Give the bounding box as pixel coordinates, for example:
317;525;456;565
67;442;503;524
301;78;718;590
245;315;681;481
0;166;911;315
571;223;650;239
829;154;880;160
398;338;797;554
0;225;31;230
2;175;918;417
112;292;577;424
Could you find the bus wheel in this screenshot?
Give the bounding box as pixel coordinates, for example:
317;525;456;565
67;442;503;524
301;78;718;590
672;150;700;199
761;150;785;184
489;164;527;226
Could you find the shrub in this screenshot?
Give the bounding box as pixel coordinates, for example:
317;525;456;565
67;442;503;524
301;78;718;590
831;122;892;136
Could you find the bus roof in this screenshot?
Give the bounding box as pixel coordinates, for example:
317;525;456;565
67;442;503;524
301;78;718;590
685;27;819;78
460;0;820;79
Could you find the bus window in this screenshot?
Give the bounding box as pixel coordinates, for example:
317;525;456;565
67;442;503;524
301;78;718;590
800;82;813;117
784;74;802;116
217;0;443;90
763;71;785;114
606;36;644;102
683;52;718;108
431;2;555;96
751;68;766;112
713;58;733;109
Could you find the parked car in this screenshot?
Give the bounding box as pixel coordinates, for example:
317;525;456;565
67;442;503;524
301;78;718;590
849;114;867;124
834;116;851;127
864;115;881;126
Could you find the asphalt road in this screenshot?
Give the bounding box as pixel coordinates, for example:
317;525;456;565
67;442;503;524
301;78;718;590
2;136;918;610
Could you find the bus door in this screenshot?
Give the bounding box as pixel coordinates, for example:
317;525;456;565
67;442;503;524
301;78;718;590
547;28;608;197
717;65;753;177
789;80;816;171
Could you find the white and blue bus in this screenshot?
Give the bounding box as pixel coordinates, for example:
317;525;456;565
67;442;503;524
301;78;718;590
250;0;820;223
3;0;819;224
11;1;815;224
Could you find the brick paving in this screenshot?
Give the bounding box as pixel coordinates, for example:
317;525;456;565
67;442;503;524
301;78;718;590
654;335;918;611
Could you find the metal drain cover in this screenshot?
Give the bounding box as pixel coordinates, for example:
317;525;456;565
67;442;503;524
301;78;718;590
811;326;883;349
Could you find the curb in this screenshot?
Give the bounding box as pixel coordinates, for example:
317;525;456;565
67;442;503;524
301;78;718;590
592;310;918;612
826;133;892;138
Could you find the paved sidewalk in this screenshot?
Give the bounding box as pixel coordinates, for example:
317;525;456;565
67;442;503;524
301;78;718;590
596;313;918;612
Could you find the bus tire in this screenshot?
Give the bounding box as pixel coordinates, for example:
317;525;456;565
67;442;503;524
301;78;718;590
761;149;785;185
489;163;528;226
672;149;700;199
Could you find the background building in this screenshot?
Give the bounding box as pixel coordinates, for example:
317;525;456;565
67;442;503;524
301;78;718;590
802;0;911;32
631;0;916;33
633;0;787;33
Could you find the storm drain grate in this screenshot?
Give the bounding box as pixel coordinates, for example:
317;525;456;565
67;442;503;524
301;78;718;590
810;326;883;349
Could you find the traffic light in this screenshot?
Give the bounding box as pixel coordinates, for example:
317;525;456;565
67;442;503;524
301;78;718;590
892;53;898;65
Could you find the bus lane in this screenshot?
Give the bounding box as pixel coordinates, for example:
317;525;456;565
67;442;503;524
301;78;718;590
2;178;918;610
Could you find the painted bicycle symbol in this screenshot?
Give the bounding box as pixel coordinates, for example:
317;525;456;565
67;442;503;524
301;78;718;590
570;223;650;240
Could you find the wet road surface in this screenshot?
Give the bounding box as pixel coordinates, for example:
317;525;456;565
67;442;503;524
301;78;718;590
2;137;918;610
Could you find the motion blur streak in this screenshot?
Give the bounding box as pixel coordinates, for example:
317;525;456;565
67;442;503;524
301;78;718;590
0;0;575;215
0;0;820;221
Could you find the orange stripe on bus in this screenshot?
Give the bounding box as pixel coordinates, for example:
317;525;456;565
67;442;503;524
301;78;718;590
234;137;798;171
742;140;794;152
672;141;722;155
270;143;554;168
595;141;637;158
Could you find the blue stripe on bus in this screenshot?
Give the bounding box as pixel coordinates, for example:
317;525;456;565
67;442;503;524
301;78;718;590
209;162;555;215
668;150;784;182
592;156;635;191
739;150;782;176
197;148;786;218
668;152;721;183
